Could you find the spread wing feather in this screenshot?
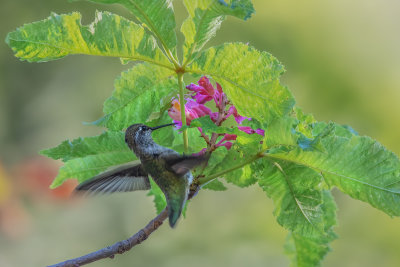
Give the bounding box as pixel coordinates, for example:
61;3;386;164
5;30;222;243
165;154;209;176
75;162;150;195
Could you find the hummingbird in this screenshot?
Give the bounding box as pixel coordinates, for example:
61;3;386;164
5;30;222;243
75;123;207;228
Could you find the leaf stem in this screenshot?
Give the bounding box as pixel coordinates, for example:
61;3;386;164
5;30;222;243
198;154;262;185
177;72;189;153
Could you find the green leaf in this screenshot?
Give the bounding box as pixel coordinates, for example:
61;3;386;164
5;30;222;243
200;145;257;189
150;112;176;149
293;107;316;138
6;11;172;68
148;177;167;214
184;116;219;133
79;0;177;51
285;233;330;267
41;131;136;188
211;128;263;188
320;190;338;241
187;43;295;124
41;131;125;162
171;127;208;154
257;160;325;237
92;63;177;130
202;179;227;191
264;116;298;149
204;142;260;188
225;162;255;187
311;121;356;139
201;147;228;177
265;128;400;217
181;0;254;64
284;191;337;267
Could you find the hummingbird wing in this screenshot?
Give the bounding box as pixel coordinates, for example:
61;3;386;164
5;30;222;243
75;162;150;195
165;154;209;176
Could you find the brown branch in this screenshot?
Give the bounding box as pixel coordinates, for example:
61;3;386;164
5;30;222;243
200;130;211;146
48;209;168;267
49;185;200;267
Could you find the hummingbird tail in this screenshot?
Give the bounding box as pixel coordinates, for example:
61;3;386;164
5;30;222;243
167;193;187;228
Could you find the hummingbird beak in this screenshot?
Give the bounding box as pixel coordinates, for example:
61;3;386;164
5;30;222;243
151;123;176;131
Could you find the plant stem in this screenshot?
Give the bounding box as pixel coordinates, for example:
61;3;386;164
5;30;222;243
177;72;189;153
198;154;262;185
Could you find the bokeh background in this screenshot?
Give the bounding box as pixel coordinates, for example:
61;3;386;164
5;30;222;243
1;0;400;266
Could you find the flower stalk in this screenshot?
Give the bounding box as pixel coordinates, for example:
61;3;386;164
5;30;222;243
177;72;189;153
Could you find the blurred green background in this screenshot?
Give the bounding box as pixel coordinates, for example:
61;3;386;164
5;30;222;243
1;0;399;266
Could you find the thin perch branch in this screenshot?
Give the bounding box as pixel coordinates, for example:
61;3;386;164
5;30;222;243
48;209;169;267
49;184;201;267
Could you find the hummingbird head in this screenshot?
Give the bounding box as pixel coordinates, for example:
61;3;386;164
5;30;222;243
125;123;175;150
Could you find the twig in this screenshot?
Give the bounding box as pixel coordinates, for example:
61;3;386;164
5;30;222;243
48;209;169;267
49;184;201;267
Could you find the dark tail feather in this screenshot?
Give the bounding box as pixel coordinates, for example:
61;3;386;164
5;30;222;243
167;192;187;228
168;206;182;228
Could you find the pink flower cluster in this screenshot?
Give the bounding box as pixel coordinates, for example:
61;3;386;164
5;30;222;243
168;76;264;151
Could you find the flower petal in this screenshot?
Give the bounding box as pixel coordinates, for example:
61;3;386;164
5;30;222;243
255;129;265;136
238;126;255;134
210;112;219;122
223;134;237;141
216;141;233;150
193;94;213;104
226;106;250;124
186;83;204;94
198;76;215;96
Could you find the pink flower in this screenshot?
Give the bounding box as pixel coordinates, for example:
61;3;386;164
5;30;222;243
217;141;233;150
213;83;228;110
255;129;265;136
168;76;265;153
226;106;250;124
168;98;182;122
210;112;219;122
186;76;215;104
168;98;212;128
215;134;237;150
222;134;238;141
238;126;265;136
198;76;215;96
186;77;228;111
186;99;212;117
195;94;213;104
